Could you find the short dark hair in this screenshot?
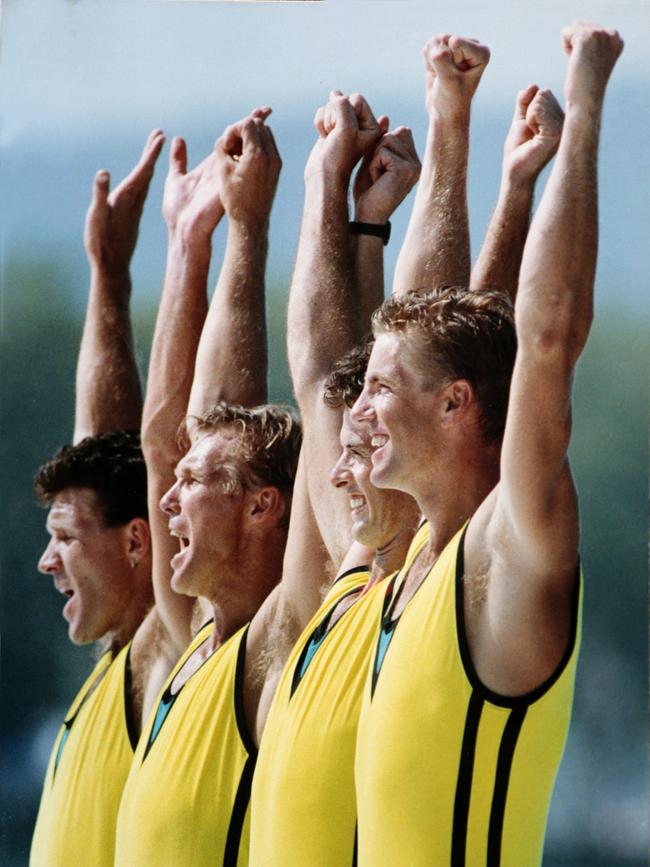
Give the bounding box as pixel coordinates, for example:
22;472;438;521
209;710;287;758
34;430;148;526
323;339;374;409
372;288;517;442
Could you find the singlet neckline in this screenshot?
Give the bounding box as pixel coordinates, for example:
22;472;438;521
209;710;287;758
290;585;364;699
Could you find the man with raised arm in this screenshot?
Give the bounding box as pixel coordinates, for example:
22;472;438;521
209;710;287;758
351;23;623;865
114;111;302;867
247;95;422;866
31;130;164;867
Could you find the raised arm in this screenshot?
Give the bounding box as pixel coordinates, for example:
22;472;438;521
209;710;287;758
310;124;421;563
353;127;421;322
140;135;225;654
74;130;164;442
392;35;489;297
470;86;564;298
469;23;623;695
289;95;419;566
187;112;279;417
247;106;419;743
287;93;384;566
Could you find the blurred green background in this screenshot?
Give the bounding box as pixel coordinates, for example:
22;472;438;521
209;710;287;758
1;1;648;864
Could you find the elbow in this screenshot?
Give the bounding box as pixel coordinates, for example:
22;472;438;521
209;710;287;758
517;298;593;365
141;421;183;471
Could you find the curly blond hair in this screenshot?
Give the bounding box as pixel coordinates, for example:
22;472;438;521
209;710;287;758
179;402;302;528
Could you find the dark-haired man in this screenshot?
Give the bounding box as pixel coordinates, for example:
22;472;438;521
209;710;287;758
35;432;152;648
351;23;623;865
31;130;164;867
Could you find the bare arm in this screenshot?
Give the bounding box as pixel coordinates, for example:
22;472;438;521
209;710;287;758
353;127;421;322
302;123;422;564
468;23;624;694
74;130;164;442
141;136;225;654
287;94;383;565
187;112;279;417
392;35;490;297
289;96;419;565
246;107;419;744
470;86;564;298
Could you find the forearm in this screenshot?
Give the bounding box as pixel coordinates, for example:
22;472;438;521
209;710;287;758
517;108;600;356
353;205;386;323
393;113;471;296
188;219;269;416
288;175;359;399
148;477;195;653
73;267;142;442
470;176;535;298
142;232;211;649
141;232;210;462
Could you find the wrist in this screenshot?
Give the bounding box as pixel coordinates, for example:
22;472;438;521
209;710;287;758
500;167;537;196
227;214;271;237
89;260;132;285
427;105;472;131
166;230;213;272
349;220;391;246
167;224;213;254
354;203;391;224
305;168;351;195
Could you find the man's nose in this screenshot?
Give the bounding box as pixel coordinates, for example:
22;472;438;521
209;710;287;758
160;480;180;515
350;390;375;425
329;458;351;489
38;539;61;574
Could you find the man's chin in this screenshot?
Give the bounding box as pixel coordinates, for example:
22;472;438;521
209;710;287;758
171;570;200;599
68;621;99;646
352;520;380;549
369;463;392;489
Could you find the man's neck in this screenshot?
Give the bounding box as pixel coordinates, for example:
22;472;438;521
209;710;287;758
417;457;499;559
98;590;153;658
201;540;284;652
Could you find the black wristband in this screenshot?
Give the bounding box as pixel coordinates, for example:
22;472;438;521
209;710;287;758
349;220;391;246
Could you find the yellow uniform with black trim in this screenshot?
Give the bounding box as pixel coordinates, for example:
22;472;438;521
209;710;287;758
250;525;429;867
115;622;254;867
30;643;136;867
355;523;582;867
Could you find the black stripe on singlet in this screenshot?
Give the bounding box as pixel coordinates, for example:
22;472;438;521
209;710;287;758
486;706;527;866
52;651;113;783
352;821;358;867
334;564;371;586
222;754;256;867
290;586;361;699
223;626;257;867
451;690;484;867
123;644;138;751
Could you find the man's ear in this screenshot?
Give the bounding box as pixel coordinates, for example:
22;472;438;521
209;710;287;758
123;517;152;566
246;487;283;527
440;379;474;426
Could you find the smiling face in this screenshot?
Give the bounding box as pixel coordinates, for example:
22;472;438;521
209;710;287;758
159;432;248;600
38;487;135;645
329;410;418;548
351;332;445;495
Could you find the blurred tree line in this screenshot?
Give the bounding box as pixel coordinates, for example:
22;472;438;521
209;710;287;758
1;254;647;863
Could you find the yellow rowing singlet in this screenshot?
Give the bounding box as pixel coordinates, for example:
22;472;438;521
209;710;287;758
355;522;582;867
115;622;254;867
30;643;136;867
250;526;428;867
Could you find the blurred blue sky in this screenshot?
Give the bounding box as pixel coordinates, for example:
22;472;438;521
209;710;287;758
2;0;649;315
